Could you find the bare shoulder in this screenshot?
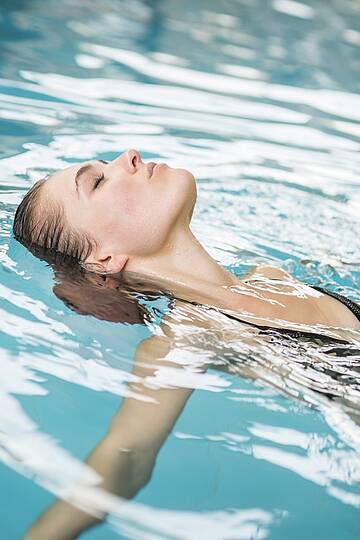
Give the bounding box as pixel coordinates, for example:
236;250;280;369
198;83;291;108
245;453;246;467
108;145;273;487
157;264;299;338
242;264;297;282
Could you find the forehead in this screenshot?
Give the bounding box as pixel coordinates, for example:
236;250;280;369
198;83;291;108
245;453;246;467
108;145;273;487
52;163;82;184
45;162;86;199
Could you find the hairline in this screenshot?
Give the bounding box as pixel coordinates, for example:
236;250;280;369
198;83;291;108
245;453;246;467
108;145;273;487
14;173;97;265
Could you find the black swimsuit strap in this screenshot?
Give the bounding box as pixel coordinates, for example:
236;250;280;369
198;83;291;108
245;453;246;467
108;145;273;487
311;285;360;323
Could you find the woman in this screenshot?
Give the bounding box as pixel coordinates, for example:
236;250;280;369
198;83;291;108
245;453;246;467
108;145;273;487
13;149;360;340
13;150;360;538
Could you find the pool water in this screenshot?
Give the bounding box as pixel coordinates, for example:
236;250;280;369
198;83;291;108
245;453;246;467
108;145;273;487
1;0;360;538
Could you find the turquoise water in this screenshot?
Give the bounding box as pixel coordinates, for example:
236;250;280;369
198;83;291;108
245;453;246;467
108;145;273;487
1;0;360;538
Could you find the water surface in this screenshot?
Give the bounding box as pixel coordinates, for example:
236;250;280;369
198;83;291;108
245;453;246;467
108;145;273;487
1;0;360;538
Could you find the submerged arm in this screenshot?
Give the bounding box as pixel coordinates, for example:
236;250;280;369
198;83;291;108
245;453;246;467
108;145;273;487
23;334;196;540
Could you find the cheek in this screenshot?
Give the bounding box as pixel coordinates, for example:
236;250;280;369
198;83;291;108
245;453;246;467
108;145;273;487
99;191;152;247
119;195;137;216
108;183;154;229
109;183;137;216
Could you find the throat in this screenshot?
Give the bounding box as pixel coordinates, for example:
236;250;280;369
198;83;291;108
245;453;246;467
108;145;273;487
127;228;239;295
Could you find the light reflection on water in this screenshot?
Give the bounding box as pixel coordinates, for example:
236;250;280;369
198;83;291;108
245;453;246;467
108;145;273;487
1;0;360;538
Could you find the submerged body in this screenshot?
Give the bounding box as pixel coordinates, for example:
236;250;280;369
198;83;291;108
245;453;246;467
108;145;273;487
152;262;360;343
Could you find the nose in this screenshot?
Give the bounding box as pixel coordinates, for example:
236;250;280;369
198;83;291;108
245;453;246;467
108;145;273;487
108;148;143;177
124;148;142;173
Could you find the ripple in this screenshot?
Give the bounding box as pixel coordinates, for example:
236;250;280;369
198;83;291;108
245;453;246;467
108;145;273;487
1;0;360;537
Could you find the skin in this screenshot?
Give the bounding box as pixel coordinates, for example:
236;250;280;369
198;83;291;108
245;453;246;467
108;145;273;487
43;149;360;336
44;150;197;271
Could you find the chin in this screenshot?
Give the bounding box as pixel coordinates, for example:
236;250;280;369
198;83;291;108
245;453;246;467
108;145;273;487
173;166;196;189
164;166;197;221
178;168;197;215
170;165;194;179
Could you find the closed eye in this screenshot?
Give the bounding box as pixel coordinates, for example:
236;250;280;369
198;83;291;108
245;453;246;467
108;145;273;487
93;173;105;190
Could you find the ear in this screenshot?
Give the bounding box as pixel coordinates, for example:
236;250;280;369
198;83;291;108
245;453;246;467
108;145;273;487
82;252;129;275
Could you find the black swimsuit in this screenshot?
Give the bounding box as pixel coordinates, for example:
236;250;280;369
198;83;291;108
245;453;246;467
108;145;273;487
189;283;360;347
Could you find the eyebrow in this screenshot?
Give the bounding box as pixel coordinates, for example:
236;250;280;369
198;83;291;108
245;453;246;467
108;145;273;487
74;160;108;195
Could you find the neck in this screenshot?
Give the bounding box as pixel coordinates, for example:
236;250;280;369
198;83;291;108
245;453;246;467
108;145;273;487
125;226;240;305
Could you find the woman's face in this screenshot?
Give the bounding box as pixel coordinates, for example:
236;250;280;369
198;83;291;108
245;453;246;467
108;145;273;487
44;149;196;270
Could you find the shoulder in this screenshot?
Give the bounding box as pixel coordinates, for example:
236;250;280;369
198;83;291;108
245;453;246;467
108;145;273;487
242;264;297;282
155;265;296;337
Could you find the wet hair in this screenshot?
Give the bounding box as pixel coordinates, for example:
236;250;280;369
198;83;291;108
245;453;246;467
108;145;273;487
12;177;169;325
12;176;96;266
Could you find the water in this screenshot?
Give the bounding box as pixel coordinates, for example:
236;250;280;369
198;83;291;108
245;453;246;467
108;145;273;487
1;0;360;538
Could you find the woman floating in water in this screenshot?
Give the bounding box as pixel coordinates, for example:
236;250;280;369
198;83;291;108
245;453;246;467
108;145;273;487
13;150;360;538
12;149;360;338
